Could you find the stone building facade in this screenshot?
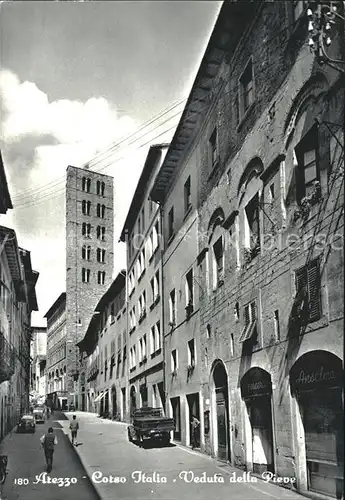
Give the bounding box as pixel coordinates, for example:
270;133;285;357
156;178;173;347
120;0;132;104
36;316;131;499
120;144;168;416
65;165;114;407
151;2;344;499
30;326;47;398
0;227;38;438
78;271;128;421
45;293;67;409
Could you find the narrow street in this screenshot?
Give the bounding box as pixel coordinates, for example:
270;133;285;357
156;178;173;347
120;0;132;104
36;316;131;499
0;412;98;500
56;411;304;500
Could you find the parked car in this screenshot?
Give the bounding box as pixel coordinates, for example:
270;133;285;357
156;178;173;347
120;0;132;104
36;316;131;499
17;415;36;434
33;407;45;423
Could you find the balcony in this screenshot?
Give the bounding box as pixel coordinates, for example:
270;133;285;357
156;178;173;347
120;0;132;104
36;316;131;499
0;331;16;382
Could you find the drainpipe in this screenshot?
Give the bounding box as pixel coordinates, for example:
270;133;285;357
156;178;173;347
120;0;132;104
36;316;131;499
157;201;167;416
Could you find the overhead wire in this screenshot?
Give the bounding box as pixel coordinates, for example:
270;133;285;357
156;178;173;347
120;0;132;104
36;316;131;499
11;15;312;208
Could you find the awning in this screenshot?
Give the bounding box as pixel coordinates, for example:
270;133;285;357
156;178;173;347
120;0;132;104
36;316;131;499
94;390;107;403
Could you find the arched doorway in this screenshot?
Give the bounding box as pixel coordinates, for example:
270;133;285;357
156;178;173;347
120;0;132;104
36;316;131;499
290;350;343;498
111;386;117;418
211;361;230;461
240;367;274;474
130;386;136;417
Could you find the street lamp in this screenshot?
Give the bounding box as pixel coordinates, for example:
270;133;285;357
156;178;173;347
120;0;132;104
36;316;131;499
307;1;345;73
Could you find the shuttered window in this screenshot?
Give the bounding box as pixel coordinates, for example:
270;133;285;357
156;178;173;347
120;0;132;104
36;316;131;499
295;258;322;322
239;300;257;342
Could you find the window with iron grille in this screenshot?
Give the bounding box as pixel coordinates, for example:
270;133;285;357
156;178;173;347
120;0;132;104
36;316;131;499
239;301;257;342
295;126;320;204
295;258;322;323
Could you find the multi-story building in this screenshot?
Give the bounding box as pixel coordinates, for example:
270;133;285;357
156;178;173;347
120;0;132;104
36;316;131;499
120;144;168;415
78;271;128;420
0;227;38;439
0;150;12;215
152;2;344;499
45;293;67;410
30;326;47;398
65;165;114;408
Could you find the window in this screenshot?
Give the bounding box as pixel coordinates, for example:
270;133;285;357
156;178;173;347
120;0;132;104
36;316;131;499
138;291;146;319
137;216;141;236
150;271;159;304
168;207;174;239
150;326;155;355
187;339;195;367
171;349;178;372
240;58;254;118
97;203;105;218
97;180;105;196
96;226;105;241
185;269;194;306
295;258;322;322
245;193;261;253
82;268;90;283
129;307;136;331
82;245;91;260
274;309;280;340
295;127;320;203
239;301;257;342
82;223;91;238
97;248;106;263
138;249;145;277
184;176;191;213
82;200;91;216
82;177;91;193
169;289;176;324
97;271;106;285
213;236;224;288
209;127;218;168
155;321;161;351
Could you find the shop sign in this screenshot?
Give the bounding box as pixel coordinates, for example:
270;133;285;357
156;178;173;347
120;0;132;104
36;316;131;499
290;350;343;394
241;368;272;399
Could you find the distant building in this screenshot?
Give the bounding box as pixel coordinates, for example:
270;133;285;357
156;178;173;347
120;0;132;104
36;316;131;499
120;144;168;415
65;166;114;408
0;227;38;439
30;326;47;398
44;293;67;410
0;150;12;215
78;271;127;419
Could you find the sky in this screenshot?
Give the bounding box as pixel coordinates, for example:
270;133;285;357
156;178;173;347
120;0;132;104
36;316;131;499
0;0;222;326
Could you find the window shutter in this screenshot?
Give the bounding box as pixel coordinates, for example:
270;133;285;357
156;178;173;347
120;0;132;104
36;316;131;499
307;259;322;321
244;305;250;326
295;266;307;294
250;301;256;321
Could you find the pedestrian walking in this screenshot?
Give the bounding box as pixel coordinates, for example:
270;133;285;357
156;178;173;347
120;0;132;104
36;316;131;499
191;415;200;450
69;415;79;446
40;427;58;473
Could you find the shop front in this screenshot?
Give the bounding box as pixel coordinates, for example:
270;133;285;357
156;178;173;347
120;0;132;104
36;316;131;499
240;367;274;474
290;350;343;499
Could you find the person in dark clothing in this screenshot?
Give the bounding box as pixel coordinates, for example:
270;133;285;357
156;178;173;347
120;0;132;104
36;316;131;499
191;415;200;449
40;427;58;473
